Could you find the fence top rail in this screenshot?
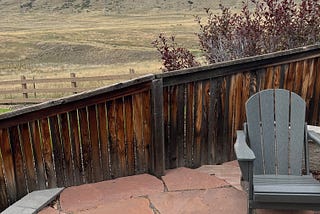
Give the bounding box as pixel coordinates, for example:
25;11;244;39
157;44;320;86
0;74;155;122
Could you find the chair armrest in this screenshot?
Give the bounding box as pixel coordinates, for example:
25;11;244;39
234;130;255;161
234;130;255;182
307;130;320;146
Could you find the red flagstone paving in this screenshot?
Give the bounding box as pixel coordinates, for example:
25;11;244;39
78;198;153;214
59;174;163;213
162;167;229;191
38;161;319;214
148;187;247;214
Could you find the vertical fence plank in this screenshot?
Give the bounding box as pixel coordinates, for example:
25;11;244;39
201;80;210;165
208;79;217;164
193;82;203;167
0;147;9;212
293;61;303;94
310;58;320;125
97;103;111;179
0;129;10;210
107;100;119;178
163;87;170;169
49;116;65;187
124;96;135;176
88;105;103;182
59;113;74;187
133;93;145;173
9;126;27;198
142;90;152;172
29;121;46;190
176;85;185;167
19;123;37;192
78;107;92;183
185;82;194;167
115;98;126;177
0;129;16;204
151;79;165;177
168;85;178;168
68;110;82;185
39;118;57;188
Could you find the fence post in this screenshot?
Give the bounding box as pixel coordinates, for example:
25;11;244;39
21;75;28;99
150;78;165;177
32;76;37;98
70;73;77;94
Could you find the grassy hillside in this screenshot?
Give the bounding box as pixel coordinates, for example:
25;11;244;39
0;0;245;88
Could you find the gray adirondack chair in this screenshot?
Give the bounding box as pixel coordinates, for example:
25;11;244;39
234;89;320;214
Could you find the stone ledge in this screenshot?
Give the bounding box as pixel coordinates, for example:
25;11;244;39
2;188;64;214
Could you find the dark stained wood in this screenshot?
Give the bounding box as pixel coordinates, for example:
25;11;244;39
0;146;9;211
97;103;111;179
107;100;119;178
39;118;57;188
200;80;210;165
78;107;92;183
58;113;74;187
132;93;145;173
68;110;82;185
162;87;170;169
222;76;231;162
0;129;14;204
88;105;103;182
141;91;152;172
273;66;281;89
19;123;37;192
264;67;274;89
29;121;46;190
207;79;217;164
310;58;320;125
193;81;203;167
176;85;185;167
169;85;178;168
293;61;303;95
185;82;194;167
124;96;135;176
150;79;165;177
9;126;27;198
49;116;65;187
284;62;295;91
115;98;126;177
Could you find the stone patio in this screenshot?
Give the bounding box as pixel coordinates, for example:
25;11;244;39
38;161;317;214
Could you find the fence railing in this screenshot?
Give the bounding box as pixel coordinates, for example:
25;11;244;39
0;44;319;211
0;72;141;104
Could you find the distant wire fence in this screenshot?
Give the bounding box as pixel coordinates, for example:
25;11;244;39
0;71;140;104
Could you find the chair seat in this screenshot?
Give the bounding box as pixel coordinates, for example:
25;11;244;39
253;175;320;204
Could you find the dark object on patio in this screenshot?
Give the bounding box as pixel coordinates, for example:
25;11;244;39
234;89;320;214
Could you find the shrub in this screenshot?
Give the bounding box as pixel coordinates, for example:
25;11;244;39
154;0;320;70
152;34;200;72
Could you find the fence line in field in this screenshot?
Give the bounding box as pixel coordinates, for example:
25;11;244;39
0;72;140;104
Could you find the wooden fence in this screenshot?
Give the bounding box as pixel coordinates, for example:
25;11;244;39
0;44;319;211
0;72;140;104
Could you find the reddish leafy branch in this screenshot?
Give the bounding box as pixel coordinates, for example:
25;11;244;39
152;34;200;72
154;0;320;71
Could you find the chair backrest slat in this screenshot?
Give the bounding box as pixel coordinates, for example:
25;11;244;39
289;94;306;175
274;90;290;174
246;93;264;174
260;90;276;174
246;89;306;175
